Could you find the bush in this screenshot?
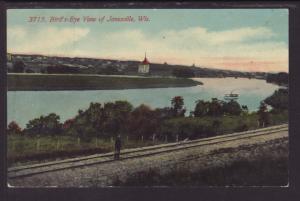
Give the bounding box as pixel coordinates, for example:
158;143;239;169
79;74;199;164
24;113;62;136
7;121;22;135
264;88;288;111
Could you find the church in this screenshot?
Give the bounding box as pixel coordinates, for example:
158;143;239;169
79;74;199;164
138;53;150;74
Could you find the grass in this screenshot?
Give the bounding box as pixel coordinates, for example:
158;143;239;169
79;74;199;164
7;73;202;91
7;135;164;166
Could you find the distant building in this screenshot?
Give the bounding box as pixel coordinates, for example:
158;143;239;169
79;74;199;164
138;53;150;74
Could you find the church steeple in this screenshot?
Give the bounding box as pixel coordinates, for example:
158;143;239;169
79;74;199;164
139;52;150;74
142;52;150;65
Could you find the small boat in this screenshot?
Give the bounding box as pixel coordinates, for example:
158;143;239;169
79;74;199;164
224;90;239;100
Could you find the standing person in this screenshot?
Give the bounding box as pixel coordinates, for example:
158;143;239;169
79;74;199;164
114;135;122;160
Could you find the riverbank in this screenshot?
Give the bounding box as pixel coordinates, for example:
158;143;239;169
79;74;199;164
7;73;202;91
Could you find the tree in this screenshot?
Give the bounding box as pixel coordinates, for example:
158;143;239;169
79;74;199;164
207;98;223;116
85;102;103;132
257;102;270;127
264;88;288;111
194;100;209;117
223;100;242;116
24;113;62;135
171;96;186;117
7;121;22;135
154;107;174;119
101;101;133;137
13;61;25;73
128;104;159;139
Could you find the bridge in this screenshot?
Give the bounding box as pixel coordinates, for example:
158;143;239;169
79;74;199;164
8;124;288;187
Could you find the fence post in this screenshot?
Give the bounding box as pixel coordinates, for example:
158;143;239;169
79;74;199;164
141;135;144;142
176;134;179;142
95;138;98;147
126;136;129;142
165;135;168;143
152;134;155;143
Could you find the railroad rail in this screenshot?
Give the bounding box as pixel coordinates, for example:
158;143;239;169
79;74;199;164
8;124;288;179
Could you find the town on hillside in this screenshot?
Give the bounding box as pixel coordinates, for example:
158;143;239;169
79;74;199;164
7;53;269;79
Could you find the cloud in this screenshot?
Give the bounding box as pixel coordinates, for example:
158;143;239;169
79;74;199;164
7;26;27;40
7;25;288;72
8;26;90;53
161;26;275;46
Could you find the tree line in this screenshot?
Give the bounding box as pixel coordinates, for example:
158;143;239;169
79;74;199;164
266;72;288;86
7;89;288;141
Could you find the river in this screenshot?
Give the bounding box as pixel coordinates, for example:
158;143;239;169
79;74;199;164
7;78;281;127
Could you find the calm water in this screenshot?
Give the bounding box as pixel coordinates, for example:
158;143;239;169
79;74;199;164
7;78;281;127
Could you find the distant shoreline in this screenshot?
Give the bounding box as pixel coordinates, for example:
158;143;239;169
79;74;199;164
7;73;202;91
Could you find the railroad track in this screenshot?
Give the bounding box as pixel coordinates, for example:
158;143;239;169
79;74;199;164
8;124;288;179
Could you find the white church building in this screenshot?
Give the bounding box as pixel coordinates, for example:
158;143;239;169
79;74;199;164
138;53;150;74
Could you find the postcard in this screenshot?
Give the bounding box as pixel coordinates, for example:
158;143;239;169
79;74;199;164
6;8;289;187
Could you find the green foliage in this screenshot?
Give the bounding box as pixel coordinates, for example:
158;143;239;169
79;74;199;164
24;113;62;136
14;94;288;144
128;104;159;139
63;101;133;140
223;100;242;116
171;96;186;117
194;98;242;117
207;98;223;116
264;88;288;111
194;100;209;117
257;102;270;127
159;114;258;141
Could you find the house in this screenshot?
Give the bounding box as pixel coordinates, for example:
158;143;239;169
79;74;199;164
138;53;150;74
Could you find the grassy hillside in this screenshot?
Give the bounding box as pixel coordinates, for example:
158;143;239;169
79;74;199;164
7;74;202;91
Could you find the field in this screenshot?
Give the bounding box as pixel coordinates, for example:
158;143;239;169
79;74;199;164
7;136;163;166
7;73;202;91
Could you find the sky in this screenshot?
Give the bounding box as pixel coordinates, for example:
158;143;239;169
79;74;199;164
7;9;288;72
